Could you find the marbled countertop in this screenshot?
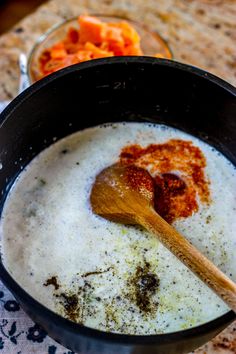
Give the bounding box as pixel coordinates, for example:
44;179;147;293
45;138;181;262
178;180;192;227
0;0;235;353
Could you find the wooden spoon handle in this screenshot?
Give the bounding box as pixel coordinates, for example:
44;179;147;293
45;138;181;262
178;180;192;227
137;208;236;312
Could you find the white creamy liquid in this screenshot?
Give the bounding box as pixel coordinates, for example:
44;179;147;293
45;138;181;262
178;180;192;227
1;123;236;335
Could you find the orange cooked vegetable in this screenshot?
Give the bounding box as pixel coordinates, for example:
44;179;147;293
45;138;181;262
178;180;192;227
38;15;144;80
79;15;107;44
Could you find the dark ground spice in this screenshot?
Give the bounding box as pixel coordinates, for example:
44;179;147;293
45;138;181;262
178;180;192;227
43;276;60;290
81;267;112;278
59;293;80;322
128;262;160;315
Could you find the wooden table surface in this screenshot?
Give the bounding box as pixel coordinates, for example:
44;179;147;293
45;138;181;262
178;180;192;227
0;0;235;353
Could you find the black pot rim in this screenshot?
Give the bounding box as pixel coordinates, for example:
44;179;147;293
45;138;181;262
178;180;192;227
0;57;235;346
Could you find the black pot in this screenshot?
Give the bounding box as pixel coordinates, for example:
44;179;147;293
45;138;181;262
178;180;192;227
0;57;235;354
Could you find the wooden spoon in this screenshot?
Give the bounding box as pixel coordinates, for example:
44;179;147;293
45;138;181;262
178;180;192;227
90;163;236;312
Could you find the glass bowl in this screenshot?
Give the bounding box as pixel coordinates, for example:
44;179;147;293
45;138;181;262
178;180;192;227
28;15;173;83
